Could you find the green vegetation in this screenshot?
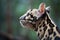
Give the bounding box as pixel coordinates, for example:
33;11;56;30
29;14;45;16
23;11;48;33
0;0;60;40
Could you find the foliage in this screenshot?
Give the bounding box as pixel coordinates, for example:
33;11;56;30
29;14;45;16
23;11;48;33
0;0;60;40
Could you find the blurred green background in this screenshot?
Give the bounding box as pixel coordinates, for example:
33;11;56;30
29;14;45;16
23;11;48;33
0;0;60;40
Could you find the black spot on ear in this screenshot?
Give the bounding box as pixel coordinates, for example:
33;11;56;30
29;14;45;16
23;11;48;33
54;36;60;40
53;32;56;36
48;29;53;35
56;27;60;34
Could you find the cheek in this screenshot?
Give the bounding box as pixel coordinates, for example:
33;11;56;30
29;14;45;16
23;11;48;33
25;23;33;29
20;20;33;29
25;17;29;19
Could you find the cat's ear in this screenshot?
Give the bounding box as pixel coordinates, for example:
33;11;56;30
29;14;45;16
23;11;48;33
39;3;45;14
46;6;51;13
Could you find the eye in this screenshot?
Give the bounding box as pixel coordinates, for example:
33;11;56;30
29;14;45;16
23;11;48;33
29;13;33;17
30;14;33;18
27;13;30;16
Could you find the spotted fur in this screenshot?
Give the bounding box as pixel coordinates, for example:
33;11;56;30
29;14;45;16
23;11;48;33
19;3;60;40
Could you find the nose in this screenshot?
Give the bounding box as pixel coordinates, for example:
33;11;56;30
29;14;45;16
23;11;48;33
19;17;23;20
19;16;25;20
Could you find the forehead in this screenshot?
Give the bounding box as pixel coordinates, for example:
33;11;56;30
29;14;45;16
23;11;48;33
25;9;42;19
26;9;31;13
26;9;38;13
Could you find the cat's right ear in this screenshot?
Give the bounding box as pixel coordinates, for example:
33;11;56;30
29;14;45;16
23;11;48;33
39;3;46;14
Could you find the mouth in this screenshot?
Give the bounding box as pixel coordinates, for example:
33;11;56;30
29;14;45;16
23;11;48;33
20;19;30;26
20;19;33;28
20;20;27;28
20;20;27;25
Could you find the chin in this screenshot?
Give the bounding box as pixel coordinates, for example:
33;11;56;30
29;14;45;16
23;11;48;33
20;20;33;29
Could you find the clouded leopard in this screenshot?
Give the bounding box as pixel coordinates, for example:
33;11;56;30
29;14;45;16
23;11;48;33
19;3;60;40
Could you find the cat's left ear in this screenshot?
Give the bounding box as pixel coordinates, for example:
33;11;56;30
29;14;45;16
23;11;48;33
46;6;51;13
39;3;45;14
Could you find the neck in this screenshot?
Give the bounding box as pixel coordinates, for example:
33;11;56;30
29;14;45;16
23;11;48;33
35;12;58;39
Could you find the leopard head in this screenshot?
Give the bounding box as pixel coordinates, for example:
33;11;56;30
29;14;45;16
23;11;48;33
19;3;50;30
